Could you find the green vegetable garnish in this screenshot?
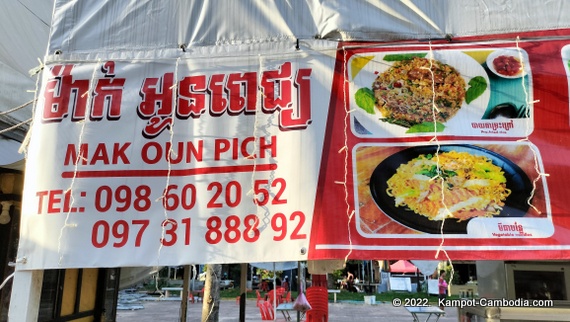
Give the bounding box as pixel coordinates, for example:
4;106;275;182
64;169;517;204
406;121;445;133
383;53;427;62
355;87;376;114
465;76;487;104
418;164;457;179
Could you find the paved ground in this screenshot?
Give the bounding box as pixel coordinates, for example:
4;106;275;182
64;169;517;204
116;298;459;322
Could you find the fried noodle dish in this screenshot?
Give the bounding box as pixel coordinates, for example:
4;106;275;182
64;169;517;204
386;151;511;221
372;57;466;127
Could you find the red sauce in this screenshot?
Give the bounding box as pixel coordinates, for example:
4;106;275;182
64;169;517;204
492;55;522;76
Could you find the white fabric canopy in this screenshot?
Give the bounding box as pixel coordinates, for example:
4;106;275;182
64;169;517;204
251;262;298;271
411;260;440;276
47;0;570;56
4;0;570;141
0;0;52;142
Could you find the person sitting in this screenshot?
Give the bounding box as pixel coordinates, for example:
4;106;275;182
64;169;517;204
346;271;357;292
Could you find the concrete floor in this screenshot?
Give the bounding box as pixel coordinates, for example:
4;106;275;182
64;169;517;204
116;298;459;322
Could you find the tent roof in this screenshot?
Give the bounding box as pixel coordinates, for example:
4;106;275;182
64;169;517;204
4;0;570;143
251;262;298;271
390;260;417;273
0;0;52;142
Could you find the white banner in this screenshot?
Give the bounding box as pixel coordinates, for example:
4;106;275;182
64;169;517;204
18;44;336;269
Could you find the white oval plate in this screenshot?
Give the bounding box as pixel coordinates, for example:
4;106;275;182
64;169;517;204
349;50;491;137
486;48;529;79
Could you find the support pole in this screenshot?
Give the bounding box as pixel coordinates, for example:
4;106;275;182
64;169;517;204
8;270;44;322
180;265;190;322
297;261;302;322
239;263;247;322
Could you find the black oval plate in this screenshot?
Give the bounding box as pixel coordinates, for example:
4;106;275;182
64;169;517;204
369;144;533;234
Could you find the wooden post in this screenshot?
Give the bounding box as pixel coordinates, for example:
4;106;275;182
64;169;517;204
180;265;190;322
201;264;221;322
8;270;43;322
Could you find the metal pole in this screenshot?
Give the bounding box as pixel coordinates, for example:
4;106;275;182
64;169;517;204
239;263;247;322
297;261;302;322
273;262;277;320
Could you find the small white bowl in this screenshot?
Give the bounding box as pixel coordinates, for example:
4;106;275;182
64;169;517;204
486;49;527;79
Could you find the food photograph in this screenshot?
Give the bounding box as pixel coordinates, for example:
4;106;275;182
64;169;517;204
354;142;550;237
349;48;532;138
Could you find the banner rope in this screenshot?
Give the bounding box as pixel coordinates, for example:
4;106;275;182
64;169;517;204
0;99;35;116
0;272;14;291
18;59;44;159
419;43;456;286
514;36;547;215
157;56;181;270
57;60;101;266
0;118;32;135
340;45;354;265
252;54;276;232
244;54;275;245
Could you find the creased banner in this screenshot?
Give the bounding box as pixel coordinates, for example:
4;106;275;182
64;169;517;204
18;48;336;269
309;38;570;261
17;35;570;269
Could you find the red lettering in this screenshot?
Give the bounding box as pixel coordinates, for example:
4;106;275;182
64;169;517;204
91;77;125;120
43;62;125;123
186;141;204;163
64;143;88;166
166;142;183;164
48;190;63;213
112;143;131;164
141;142;161;164
36;190;76;214
214;139;231;161
209;74;228;115
64;143;131;166
141;141;204;164
101;61;115;76
259;136;277;158
36;191;49;214
213;136;276;160
91;144;110;165
63;189;72;212
138;72;174;118
241;136;256;159
260;62;292;112
142;115;172;139
43;65;89;122
178;75;207;118
280;68;312;129
227;72;257;114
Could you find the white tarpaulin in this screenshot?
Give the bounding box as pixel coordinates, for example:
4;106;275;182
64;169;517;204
17;40;337;269
4;0;570;139
10;1;570;271
251;262;298;271
411;260;440;276
0;0;52;143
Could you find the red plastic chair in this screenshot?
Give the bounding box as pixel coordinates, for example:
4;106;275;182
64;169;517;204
188;289;203;303
256;290;263;305
267;289;283;305
306;286;329;322
257;300;274;320
306;309;328;322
